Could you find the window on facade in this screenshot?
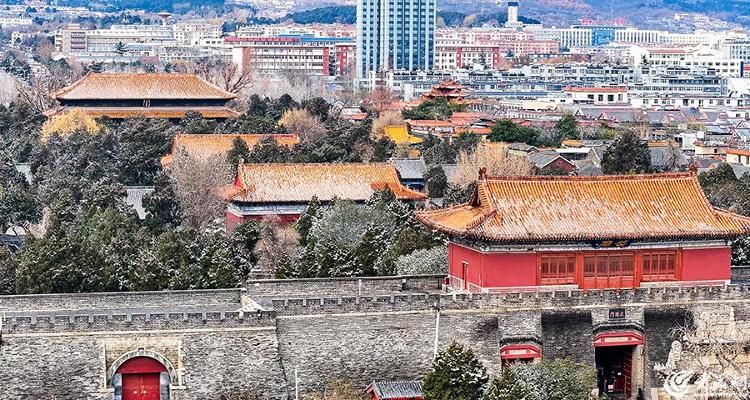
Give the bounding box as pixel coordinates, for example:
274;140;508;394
642;251;677;281
539;254;575;285
583;253;634;279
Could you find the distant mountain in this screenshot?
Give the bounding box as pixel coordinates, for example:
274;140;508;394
283;5;355;24
280;5;540;26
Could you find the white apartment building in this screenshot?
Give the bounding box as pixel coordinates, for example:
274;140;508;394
532;28;592;49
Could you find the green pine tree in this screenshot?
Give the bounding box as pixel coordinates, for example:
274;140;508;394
483;368;530;400
426;165;448;199
295;197;321;246
423;342;489;400
601;130;651;174
115;41;128;56
555;113;579;141
227;136;251;174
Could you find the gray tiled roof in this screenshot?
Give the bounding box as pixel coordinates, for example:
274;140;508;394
368;381;423;400
527;150;566;169
389;158;427;181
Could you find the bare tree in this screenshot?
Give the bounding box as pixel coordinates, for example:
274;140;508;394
631;110;652;141
15;77;52;114
170;150;232;230
190;56;254;95
0;70;19;105
253;216;300;279
371;111;404;139
453;144;535;188
367;86;397;115
308;380;368;400
278;108;326;143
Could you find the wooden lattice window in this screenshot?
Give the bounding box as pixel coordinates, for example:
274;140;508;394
539;254;576;285
642;251;677;281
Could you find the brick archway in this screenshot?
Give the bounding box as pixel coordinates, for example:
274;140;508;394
108;350;176;400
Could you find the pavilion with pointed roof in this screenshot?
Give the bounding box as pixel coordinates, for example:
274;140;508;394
416;172;750;291
45;72;239;120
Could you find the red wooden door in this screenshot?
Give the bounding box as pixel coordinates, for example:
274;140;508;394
461;262;469;290
622;349;633;398
122;373;161;400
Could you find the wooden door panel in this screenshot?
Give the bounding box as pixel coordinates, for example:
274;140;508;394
122;373;161;400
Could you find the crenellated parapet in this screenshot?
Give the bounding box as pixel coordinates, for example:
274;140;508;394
269;283;750;316
2;309;275;334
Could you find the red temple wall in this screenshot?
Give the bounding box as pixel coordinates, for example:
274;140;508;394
448;243;536;289
480;252;537;287
681;247;731;281
448;243;733;289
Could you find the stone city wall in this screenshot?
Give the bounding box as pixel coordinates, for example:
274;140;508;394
2;281;750;399
0;288;242;313
245;275;444;297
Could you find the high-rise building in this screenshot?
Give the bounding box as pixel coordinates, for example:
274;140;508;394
505;1;523;28
356;0;436;79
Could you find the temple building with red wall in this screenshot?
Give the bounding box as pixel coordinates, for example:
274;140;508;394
417;172;750;291
224;163;426;231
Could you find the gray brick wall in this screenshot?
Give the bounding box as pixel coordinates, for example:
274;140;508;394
3;282;750;399
246;275;444;297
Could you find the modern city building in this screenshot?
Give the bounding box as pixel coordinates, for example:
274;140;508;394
356;0;436;79
505;1;523;28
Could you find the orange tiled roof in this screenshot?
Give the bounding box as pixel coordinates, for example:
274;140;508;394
416;173;750;243
727;148;750;157
51;73;236;101
161;133;300;166
408;120;455;128
45;106;240;119
230;163;426;203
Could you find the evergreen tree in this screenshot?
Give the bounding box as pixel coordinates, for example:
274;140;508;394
142;172;182;235
371;137;395;162
0;245;17;295
295;197;321;246
426;165;448;198
231;220;262;278
114;116;173;186
601;131;651;174
115;41;128;55
483;368;530;400
179;110;214;134
200;231;240;289
276;94;299;112
79;206;144;292
444;182;477;207
511;360;597;400
89;61;104;73
15;230;106;294
226;136;251;174
555;113;579;141
248;137;292;163
423;342;489;400
157;229;202;290
0;151;39;233
488;119;539;145
301;97;331;121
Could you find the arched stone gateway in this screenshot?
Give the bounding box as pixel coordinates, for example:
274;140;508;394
108;350;177;400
